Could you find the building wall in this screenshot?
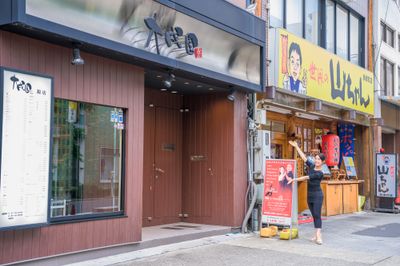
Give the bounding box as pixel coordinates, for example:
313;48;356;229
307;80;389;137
0;31;145;264
375;0;400;97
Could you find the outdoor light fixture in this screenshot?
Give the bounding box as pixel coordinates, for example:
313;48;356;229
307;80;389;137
227;88;236;101
71;48;84;65
163;73;175;88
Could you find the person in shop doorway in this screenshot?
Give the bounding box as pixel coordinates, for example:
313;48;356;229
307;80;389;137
288;140;325;245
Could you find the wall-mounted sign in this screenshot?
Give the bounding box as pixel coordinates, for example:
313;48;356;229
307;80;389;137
0;68;53;230
262;159;297;226
376;153;397;198
26;0;261;85
269;28;374;115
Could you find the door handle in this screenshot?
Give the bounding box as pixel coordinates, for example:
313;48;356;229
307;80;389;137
208;168;214;176
155;167;165;174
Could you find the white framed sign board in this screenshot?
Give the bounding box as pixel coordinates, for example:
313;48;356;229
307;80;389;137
0;68;53;230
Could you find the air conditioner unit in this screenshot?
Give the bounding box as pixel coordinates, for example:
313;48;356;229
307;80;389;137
253;130;271;180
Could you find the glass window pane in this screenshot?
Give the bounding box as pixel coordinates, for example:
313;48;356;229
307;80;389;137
271;121;285;132
336;5;348;59
326;0;335;53
380;58;385;95
387;61;394;96
381;22;386;42
398;67;400;95
270;0;284;28
305;0;319;45
51;100;123;218
286;0;303;36
350;15;360;65
386;27;394;47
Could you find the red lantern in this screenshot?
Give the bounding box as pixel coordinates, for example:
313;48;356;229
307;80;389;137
321;134;340;166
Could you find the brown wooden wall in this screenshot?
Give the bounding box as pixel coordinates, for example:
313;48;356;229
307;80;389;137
0;31;145;264
182;92;247;227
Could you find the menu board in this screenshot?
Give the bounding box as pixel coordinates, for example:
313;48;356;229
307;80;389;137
0;68;52;230
343;156;357;178
376;153;397;198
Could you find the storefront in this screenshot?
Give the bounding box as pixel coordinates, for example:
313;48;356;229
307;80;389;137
260;28;374;217
0;0;265;264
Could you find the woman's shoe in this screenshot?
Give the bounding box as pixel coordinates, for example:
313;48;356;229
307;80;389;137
316;238;323;245
310;236;317;242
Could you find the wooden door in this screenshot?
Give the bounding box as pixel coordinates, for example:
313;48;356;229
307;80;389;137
143;106;182;226
154;107;182;222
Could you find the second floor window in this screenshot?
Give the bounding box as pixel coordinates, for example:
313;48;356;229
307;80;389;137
380;58;394;96
381;22;394;47
270;0;364;66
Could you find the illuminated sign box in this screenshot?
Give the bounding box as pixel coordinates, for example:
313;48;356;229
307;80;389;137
269;28;374;115
0;68;53;231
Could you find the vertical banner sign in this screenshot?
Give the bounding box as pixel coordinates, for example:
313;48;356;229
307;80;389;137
0;68;53;230
262;159;297;226
376;154;397;198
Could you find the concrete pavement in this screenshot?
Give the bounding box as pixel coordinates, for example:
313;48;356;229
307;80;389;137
66;211;400;266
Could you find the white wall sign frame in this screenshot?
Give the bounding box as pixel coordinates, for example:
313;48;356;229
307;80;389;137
0;67;53;231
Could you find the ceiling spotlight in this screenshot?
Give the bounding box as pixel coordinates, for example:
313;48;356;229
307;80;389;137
227;88;236;101
71;48;84;65
171;90;178;94
160;88;167;92
163;73;175;88
184;82;190;85
196;85;203;88
208;87;214;91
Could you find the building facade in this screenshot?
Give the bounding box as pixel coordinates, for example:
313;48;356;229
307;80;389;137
371;0;400;209
263;0;375;210
0;0;265;264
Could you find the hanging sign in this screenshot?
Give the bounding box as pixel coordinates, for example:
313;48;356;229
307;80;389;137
0;68;53;230
376;153;397;198
262;159;297;226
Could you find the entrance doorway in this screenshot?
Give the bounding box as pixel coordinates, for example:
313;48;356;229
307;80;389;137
143;104;182;226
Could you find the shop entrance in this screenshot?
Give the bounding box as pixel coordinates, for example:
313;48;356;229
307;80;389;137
143;103;182;227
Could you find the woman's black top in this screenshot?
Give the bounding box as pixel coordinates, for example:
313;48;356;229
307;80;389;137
306;158;323;192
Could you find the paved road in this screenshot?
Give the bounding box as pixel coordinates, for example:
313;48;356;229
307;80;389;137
69;211;400;266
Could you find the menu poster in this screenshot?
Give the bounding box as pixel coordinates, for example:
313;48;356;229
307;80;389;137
376;153;397;198
343;156;357;178
262;159;296;226
0;68;53;230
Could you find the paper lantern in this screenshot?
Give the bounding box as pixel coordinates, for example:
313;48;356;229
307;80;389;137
322;134;340;166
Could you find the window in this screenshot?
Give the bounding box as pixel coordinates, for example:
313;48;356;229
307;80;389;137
51;100;124;219
380;58;394;96
270;0;284;28
381;21;394;47
326;0;335;53
398;34;400;52
398;67;400;95
286;0;303;36
350;14;360;65
305;0;319;45
324;0;364;66
269;0;364;66
336;5;349;59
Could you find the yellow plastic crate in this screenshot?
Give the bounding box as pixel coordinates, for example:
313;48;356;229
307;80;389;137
279;228;298;240
260;226;278;238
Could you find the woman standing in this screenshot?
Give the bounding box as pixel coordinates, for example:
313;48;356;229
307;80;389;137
288;140;325;245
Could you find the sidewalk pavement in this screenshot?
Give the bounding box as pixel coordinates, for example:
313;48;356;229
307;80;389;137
67;211;400;266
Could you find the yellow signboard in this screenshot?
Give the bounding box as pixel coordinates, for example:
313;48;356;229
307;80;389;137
276;29;374;115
